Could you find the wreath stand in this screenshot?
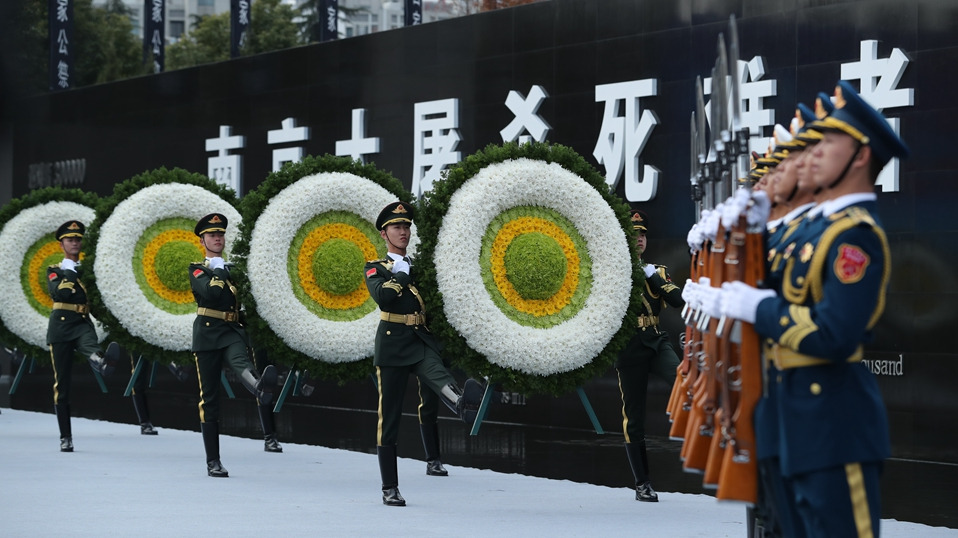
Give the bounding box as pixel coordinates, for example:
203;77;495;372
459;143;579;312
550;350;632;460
9;350;108;395
468;381;605;436
123;355;159;395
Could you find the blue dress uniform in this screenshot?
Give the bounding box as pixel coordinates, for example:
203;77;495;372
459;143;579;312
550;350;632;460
364;201;482;507
46;220;118;452
615;209;683;502
189;213;278;478
752;107;822;538
749;81;909;538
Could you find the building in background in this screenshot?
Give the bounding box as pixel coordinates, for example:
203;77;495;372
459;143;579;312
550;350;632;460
94;0;231;41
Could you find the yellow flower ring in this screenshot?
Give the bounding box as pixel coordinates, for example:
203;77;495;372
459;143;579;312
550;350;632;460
247;172;416;363
434;158;631;377
482;210;592;326
134;219;205;312
94;183;241;352
0;201;105;351
290;215;381;317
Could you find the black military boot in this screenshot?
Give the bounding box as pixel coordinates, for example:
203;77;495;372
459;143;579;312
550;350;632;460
377;445;405;506
55;404;73;452
239;365;277;405
201;422;228;478
420;423;448;476
132;392;158;435
258;403;283;453
439;379;483;426
626;441;659;502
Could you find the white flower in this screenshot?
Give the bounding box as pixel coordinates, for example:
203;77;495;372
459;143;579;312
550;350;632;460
0;201;106;349
434;158;631;376
247;172;417;362
94;183;241;352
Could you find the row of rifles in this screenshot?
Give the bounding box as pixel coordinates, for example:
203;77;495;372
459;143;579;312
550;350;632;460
665;15;765;505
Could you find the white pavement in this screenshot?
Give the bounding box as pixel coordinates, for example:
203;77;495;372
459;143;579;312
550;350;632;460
0;409;954;537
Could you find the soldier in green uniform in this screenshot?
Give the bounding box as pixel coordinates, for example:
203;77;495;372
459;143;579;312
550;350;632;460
189;213;279;478
364;201;483;507
615;209;684;501
46;220;119;452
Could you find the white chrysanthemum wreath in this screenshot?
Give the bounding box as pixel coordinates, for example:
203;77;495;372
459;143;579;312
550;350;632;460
435;158;631;375
247;172;418;362
417;142;641;396
0;195;106;357
231;155;414;382
84;169;240;361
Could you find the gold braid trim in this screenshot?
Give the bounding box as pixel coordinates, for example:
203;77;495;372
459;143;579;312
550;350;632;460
779;304;818;351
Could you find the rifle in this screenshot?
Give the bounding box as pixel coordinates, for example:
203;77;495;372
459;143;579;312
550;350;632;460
715;208;764;504
667;111;704;429
682;44;734;474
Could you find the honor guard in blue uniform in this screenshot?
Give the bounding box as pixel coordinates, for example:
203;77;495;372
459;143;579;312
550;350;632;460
364;201;483;506
753;104;825;538
615;209;684;502
46;220;120;452
721;81;909;537
189;213;279;478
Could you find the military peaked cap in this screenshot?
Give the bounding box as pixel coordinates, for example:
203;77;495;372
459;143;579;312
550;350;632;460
56;220;85;241
194;213;228;236
376;202;414;230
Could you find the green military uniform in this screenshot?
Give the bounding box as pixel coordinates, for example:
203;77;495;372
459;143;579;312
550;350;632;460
189;213;277;478
365;201;481;506
365;253;458;446
615;209;684;502
46;220;117;452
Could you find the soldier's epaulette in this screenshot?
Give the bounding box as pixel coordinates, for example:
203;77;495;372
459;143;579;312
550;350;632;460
830;206;876;228
368;258;389;264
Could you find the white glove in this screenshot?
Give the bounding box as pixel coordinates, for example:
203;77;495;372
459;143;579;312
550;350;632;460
697;283;724;319
703;203;722;241
720;281;775;324
391;258;410;274
643;264;657;278
60;258;78;272
721;188;751;229
747;191;772;229
687;222;702;253
681;279;697;306
208;257;225;270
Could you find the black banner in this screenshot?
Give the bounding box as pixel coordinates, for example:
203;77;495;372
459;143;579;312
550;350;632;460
404;0;422;26
318;0;338;42
48;0;74;90
143;0;165;73
230;0;250;58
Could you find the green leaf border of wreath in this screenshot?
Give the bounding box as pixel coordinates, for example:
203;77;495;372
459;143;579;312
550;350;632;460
231;154;411;384
84;167;239;365
417;141;643;397
0;187;101;362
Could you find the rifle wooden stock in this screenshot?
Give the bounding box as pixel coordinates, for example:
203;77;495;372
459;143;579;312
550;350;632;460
716;218;764;504
681;226;726;472
706;222;747;487
668;335;698;440
669;250;704;439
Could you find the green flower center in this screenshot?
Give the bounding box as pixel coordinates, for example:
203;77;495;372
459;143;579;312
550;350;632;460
154;241;198;292
504;232;567;300
312;238;365;295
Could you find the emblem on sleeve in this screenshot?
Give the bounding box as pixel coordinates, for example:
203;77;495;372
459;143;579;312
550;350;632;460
365;267;377;278
834;244;869;284
192;268;204;278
